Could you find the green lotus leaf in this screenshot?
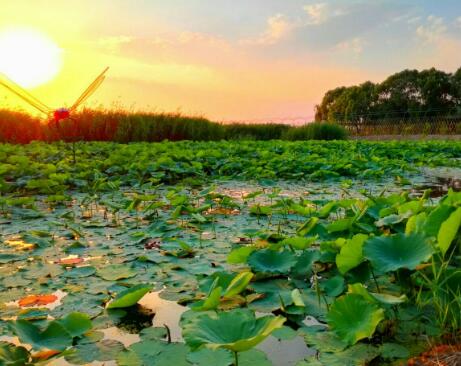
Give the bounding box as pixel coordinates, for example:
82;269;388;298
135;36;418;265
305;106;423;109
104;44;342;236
0;341;30;366
153;343;190;366
139;327;168;341
238;349;272;366
380;343;410;360
422;204;453;237
64;339;125;364
21;233;52;248
248;249;297;274
291;250;320;279
348;283;407;305
116;349;143;366
128;339;166;363
291;289;305;307
192;287;222;311
438;207;461;256
249;205;272;216
303;330;347;353
297;217;319;236
319;343;381;365
376;213;408;227
247;291;292;313
199;272;235;293
107;284;151;309
227;246;257;264
64;266;96;278
363;233;434;273
186;348;233;366
223;272;254;298
336;234;368;274
272;325;298;340
58;312;92;338
280;236;316;250
182;309;285;352
11;319;73;351
327;294;384;345
326;218;354;233
17;308;48;322
97;264;137;281
321;276;345;297
371;292;407;305
0;254;23;264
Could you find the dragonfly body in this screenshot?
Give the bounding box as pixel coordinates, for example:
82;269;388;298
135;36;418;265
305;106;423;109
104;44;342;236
53;108;71;122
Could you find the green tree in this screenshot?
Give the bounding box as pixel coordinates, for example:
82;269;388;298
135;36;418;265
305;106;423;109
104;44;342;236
315;87;347;121
316;67;461;123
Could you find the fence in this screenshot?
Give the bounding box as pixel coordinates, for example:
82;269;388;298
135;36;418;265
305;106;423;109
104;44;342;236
340;116;461;136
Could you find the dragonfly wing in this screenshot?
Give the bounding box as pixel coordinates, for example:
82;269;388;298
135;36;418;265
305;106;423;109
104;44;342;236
0;75;52;115
70;67;109;111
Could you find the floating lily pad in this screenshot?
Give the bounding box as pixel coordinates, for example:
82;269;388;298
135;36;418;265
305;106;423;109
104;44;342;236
97;264;137;281
0;341;30;365
65;339;125;364
58;312;92;337
11;320;73;351
248;250;297;274
187;348;233;366
64;266;96;278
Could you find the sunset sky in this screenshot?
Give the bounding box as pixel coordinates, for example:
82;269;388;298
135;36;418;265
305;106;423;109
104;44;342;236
0;0;460;122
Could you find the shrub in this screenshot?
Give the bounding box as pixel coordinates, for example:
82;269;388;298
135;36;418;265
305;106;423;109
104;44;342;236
283;122;348;141
223;123;290;140
0;109;348;143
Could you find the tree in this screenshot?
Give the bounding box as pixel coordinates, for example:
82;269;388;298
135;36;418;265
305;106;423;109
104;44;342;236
315;87;347;121
375;69;422;118
315;67;461;123
418;68;456;115
451;67;461;111
327;82;377;122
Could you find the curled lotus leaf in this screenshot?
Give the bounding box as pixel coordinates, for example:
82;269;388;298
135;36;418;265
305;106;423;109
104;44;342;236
182;308;285;352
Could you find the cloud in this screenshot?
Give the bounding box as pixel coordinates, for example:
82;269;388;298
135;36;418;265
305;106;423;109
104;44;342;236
304;3;329;25
416;15;447;43
240;14;295;46
456;16;461;28
97;36;133;52
303;2;346;25
335;37;366;55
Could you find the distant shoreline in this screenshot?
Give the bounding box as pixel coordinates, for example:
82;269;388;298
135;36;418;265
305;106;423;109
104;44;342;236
351;135;461;141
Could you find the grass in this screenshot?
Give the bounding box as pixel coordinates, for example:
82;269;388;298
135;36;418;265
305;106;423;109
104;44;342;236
0;108;347;143
283;122;348;141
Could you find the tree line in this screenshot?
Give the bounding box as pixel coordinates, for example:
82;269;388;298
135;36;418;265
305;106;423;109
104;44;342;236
315;67;461;122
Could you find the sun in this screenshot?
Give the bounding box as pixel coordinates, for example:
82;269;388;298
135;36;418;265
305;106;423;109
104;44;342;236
0;28;62;88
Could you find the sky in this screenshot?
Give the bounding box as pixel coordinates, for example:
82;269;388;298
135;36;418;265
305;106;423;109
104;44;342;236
0;0;460;122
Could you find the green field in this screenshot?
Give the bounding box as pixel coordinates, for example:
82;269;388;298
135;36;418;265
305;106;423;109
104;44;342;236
0;140;460;365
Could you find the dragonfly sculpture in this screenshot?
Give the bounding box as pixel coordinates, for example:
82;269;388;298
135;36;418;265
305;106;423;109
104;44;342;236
0;67;109;127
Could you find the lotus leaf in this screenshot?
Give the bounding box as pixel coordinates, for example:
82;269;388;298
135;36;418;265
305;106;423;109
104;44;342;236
182;309;285;352
327;294;384;345
0;341;30;366
248;249;297;274
438;207;461;256
11;320;73;351
107;284;151;309
363;233;433;273
336;234;368;274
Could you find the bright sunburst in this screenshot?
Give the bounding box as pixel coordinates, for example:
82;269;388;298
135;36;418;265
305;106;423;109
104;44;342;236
0;28;62;88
